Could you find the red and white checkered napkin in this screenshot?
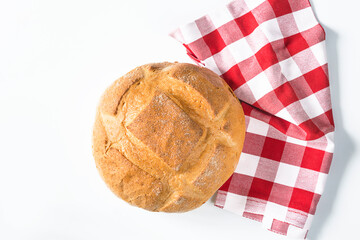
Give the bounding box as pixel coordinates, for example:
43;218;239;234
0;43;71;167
171;0;334;238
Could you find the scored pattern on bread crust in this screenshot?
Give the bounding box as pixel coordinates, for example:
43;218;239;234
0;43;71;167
127;91;203;171
92;62;246;212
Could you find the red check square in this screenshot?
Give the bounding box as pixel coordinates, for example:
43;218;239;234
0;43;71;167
325;109;334;126
284;33;310;56
203;30;227;55
268;115;291;134
218;174;233;192
248;177;274;201
255;43;279;70
221;64;246;89
274;82;299;107
304;67;329;93
268;0;293;17
299;119;323;140
301;147;325;171
289;188;314;213
235;11;259;36
261;137;286;161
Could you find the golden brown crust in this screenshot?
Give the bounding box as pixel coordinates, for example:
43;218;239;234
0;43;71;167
92;62;246;212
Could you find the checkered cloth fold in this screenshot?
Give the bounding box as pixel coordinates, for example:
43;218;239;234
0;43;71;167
170;0;334;238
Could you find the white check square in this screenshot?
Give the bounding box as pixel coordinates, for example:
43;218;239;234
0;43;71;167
224;193;247;215
279;57;303;81
293;7;318;33
247;117;269;136
244;0;266;10
286;136;307;146
265;202;288;221
300;94;324;119
246;27;269;53
276;108;297;125
314;172;327;194
227;38;254;63
287;224;307;239
209;7;234;28
180;22;203;44
303;214;314;230
260;18;283;42
325;132;335;153
310;41;327;66
247;72;273;100
235;153;260;176
203;57;222;75
274;162;300;187
261;215;274;229
213;48;237;74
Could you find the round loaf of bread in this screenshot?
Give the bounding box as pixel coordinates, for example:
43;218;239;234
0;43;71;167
92;62;246;212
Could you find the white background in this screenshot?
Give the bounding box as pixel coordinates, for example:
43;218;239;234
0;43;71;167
0;0;359;239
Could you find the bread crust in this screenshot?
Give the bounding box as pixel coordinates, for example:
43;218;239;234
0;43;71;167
92;62;246;212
